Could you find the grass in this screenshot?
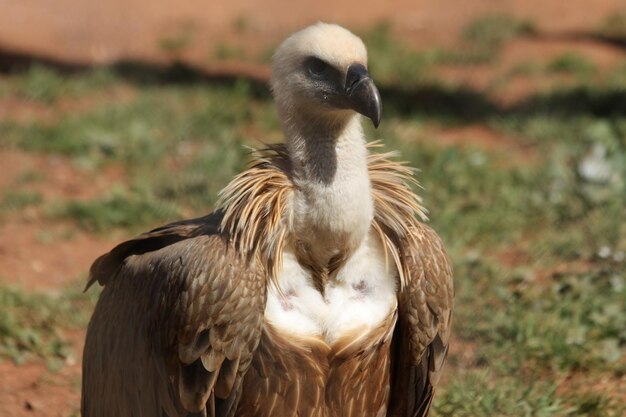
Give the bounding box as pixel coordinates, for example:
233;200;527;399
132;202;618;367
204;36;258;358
456;258;626;372
0;282;99;364
360;22;436;86
0;80;259;169
547;53;597;77
455;14;536;63
0;65;118;103
52;186;180;233
214;43;247;60
463;14;536;48
359;18;526;87
434;369;625;417
0;190;43;213
362;14;537;74
158;28;194;55
596;12;626;42
1;18;625;414
433;371;566;417
233;15;254;33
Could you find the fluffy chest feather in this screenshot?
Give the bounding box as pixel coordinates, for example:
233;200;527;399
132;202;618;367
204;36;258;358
264;230;397;345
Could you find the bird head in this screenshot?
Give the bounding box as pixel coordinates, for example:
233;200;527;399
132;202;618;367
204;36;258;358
271;22;382;129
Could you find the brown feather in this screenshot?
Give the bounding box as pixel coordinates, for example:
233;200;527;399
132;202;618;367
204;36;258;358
82;220;266;417
388;224;454;417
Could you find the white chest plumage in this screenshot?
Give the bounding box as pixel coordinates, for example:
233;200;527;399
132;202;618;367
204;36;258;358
264;230;398;345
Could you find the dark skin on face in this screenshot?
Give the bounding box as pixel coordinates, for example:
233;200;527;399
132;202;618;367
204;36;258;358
303;56;382;128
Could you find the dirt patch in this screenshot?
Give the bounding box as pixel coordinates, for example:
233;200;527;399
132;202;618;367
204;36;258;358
440;335;480;386
556;367;626;407
501;36;625;72
436;36;625;104
0;148;127;201
0;330;83;417
0;219;117;290
493;245;533;268
0;149;125;290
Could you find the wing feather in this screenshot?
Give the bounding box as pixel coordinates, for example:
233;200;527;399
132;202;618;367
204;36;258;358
389;223;454;417
82;213;266;417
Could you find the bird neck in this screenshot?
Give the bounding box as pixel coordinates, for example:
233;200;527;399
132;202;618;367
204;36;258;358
284;113;374;266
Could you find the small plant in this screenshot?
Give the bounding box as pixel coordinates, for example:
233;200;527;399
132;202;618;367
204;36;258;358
233;15;253;33
596;12;626;42
159;34;192;54
547;52;597;76
213;43;247;61
15;65;65;103
0;190;42;213
463;14;536;48
361;22;435;86
158;25;195;55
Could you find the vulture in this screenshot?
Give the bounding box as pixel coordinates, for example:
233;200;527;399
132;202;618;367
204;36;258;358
82;22;454;417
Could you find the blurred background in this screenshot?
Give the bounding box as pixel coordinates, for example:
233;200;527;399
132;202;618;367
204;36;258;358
0;1;625;416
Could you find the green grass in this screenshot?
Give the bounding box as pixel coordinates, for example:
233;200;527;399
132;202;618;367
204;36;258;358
0;282;99;364
158;28;194;55
360;22;436;86
433;371;566;417
453;14;537;63
463;14;536;49
0;190;43;213
455;257;626;371
547;53;597;77
214;43;247;60
147;138;246;210
434;369;625;417
51;140;247;232
0;74;268;233
596;12;626;42
52;186;180;233
1;66;118;103
362;15;537;73
359;19;525;85
232;15;254;34
607;60;626;88
0;80;260;169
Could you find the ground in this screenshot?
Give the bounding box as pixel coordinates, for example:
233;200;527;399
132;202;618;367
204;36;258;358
0;1;625;416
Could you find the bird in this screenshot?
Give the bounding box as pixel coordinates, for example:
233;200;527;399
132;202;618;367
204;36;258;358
81;22;454;417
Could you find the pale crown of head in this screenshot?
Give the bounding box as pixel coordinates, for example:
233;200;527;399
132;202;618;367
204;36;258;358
271;23;368;95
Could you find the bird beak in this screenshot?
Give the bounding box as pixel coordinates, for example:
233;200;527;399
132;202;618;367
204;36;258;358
345;63;382;128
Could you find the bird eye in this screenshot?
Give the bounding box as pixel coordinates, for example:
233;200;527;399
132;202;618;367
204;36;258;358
306;57;329;77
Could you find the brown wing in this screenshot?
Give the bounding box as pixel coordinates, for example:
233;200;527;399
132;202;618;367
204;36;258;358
388;223;454;417
82;212;267;417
